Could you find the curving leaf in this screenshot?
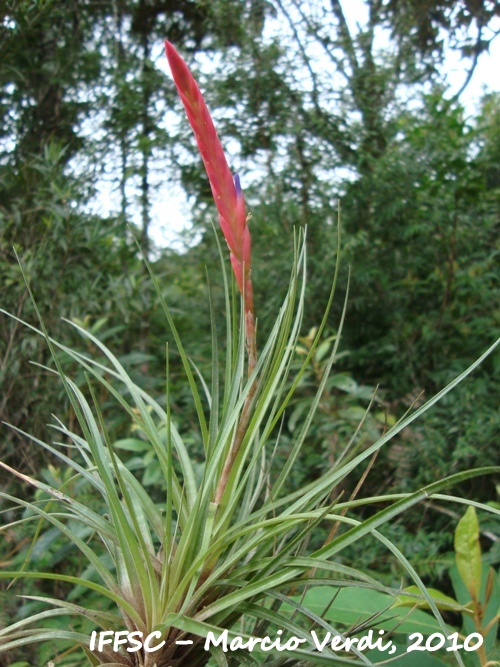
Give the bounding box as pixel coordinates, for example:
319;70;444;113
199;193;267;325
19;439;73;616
391;585;471;614
454;506;482;601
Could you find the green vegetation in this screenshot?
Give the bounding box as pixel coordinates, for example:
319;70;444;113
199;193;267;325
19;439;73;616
0;1;498;665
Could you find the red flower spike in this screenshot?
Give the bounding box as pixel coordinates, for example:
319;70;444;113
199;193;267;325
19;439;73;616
165;41;254;319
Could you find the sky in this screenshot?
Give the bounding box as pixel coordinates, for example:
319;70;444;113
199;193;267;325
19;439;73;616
92;1;500;251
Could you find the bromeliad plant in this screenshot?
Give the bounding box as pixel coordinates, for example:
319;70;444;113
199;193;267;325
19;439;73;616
1;42;499;667
164;41;257;505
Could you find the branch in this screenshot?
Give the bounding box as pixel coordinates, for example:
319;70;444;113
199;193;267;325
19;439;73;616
274;0;322;106
330;0;359;76
448;24;483;104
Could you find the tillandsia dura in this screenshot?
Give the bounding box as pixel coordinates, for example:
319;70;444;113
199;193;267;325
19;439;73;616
164;41;256;376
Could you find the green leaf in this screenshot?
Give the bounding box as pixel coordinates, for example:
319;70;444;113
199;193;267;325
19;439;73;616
315;337;334;362
392;585;470;613
454;506;482;601
113;437;150;452
291;587;455;635
366;647;450;667
450;563;500;657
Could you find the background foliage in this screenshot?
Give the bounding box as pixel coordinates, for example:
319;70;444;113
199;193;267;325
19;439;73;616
0;0;499;664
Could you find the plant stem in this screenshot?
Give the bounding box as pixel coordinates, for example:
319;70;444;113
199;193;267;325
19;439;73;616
214;314;258;505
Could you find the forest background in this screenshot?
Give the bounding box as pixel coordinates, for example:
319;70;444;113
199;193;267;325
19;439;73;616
0;0;499;665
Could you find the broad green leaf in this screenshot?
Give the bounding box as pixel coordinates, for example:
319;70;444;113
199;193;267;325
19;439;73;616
365;645;450;667
392;585;470;613
454;506;482;601
113;437;150;452
290;587;455;635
